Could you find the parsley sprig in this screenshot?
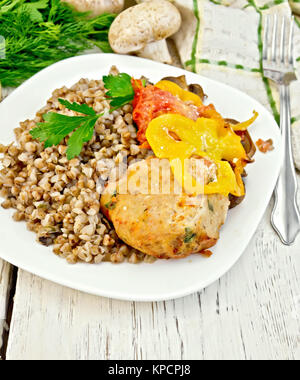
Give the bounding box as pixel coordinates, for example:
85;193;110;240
30;99;102;160
103;73;135;110
30;73;136;160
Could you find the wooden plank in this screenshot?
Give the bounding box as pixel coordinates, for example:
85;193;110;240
0;86;14;101
0;260;13;359
5;199;300;360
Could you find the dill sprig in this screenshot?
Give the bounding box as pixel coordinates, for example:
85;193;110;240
0;0;116;87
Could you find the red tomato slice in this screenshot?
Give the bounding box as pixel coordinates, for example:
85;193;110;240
132;80;223;148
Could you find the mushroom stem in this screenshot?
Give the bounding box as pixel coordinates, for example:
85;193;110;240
136;40;172;64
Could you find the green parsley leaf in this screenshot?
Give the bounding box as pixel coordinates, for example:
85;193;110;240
184;228;196;244
30;113;86;147
66;116;98;160
58;99;96;116
30;99;102;160
103;73;135;110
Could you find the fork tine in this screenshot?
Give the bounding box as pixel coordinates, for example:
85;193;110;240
280;16;286;63
271;14;278;61
263;15;270;61
288;17;294;65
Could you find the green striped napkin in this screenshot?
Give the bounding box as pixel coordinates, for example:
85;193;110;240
172;0;300;168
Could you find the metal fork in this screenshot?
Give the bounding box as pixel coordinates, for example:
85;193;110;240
263;15;300;245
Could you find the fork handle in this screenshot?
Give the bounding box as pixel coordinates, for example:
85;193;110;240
271;84;300;245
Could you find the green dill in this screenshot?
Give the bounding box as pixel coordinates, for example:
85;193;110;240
0;0;116;87
184;228;196;244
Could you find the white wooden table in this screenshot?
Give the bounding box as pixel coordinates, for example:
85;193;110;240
0;90;299;361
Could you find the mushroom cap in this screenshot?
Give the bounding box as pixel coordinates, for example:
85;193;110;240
62;0;124;18
109;0;182;54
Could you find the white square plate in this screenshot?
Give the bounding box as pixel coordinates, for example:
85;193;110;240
0;54;282;301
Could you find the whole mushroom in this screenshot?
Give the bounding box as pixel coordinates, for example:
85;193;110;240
62;0;124;18
108;0;182;63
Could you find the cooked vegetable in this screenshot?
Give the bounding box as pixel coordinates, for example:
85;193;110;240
230;111;259;131
188;83;206;102
229;191;245;209
155;80;203;107
161;76;190;90
145;113;247;196
0;0;115;87
256;138;274;153
225;118;257;161
132;80;213;147
224;119;254;208
161;76;206;101
242;131;257;159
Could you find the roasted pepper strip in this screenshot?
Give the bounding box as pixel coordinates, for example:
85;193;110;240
155;80;203;107
170;158;241;196
230;111;259;131
132;81;220;147
146;114;247;196
146;114;247;162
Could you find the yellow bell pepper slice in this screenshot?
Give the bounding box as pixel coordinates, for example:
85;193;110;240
145;113;204;159
146;113;247;196
170;158;241;196
146;114;247;162
155;80;203;107
230;111;259;131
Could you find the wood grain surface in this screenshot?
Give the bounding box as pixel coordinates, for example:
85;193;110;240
0;260;13;359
